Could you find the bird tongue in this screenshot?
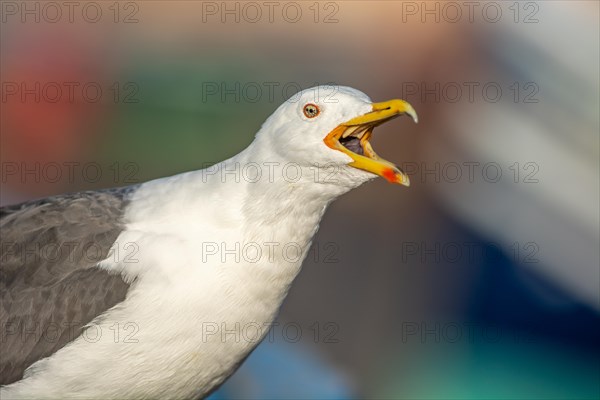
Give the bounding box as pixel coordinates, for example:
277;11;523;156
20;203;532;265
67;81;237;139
339;136;364;156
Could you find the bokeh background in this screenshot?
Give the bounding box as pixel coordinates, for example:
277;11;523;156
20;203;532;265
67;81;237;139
1;1;598;399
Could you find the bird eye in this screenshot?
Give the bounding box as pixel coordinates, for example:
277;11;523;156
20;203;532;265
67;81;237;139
303;103;320;118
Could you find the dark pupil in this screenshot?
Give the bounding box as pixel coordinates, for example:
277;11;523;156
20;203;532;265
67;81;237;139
307;107;315;115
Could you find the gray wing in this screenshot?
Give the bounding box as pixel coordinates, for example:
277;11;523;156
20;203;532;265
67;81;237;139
0;187;137;385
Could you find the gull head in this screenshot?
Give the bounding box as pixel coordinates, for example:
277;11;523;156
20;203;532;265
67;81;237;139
257;85;418;187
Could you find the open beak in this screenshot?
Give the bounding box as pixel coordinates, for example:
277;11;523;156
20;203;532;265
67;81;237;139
324;99;418;186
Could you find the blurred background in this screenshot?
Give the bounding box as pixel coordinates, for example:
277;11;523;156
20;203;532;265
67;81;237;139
1;1;598;398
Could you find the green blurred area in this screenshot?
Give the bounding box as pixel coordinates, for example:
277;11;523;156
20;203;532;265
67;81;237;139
98;57;273;179
376;339;600;399
96;54;352;181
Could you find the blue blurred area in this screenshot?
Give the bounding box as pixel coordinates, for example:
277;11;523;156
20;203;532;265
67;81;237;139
371;224;600;399
209;341;354;400
467;240;600;348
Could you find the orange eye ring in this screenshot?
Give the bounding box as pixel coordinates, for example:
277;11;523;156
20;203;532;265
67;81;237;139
303;103;320;118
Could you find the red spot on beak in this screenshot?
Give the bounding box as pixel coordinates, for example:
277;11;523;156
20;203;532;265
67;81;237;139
382;168;397;183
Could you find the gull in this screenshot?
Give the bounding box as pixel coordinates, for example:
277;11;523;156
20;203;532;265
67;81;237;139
0;85;417;399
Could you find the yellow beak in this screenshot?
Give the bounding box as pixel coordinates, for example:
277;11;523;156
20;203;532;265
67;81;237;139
324;99;418;186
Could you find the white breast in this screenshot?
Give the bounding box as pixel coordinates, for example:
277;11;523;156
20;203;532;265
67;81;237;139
3;160;341;399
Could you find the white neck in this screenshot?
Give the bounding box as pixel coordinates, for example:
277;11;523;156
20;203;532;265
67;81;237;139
120;138;365;305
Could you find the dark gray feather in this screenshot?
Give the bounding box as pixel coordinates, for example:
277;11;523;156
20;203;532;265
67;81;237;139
0;186;137;385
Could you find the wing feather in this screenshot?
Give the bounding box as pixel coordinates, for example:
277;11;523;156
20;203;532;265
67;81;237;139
0;187;137;384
